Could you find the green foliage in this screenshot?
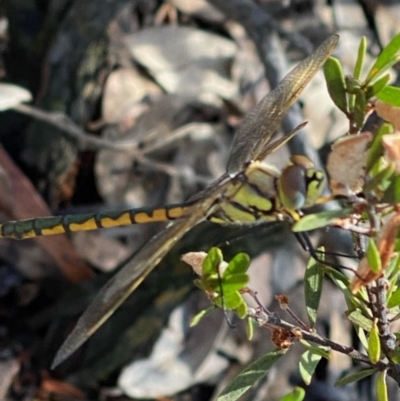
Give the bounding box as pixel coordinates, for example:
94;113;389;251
299;349;323;385
217;350;286;401
192;247;250;324
335;368;376;387
304;250;324;327
278;387;305;401
376;370;389;401
324;33;400;132
324;57;347;113
292;209;353;232
368;320;381;364
366;239;381;274
195;33;400;400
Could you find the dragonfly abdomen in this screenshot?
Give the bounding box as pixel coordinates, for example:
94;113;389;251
0;204;191;240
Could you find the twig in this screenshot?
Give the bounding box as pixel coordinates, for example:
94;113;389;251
13;103;211;184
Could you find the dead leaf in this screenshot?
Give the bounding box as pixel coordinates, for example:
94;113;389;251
327;132;372;196
351;210;400;292
0;147;94;283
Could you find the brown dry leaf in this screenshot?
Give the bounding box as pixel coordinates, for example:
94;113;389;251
123;26;237;99
375;99;400;131
327;131;372;196
95;94;226;206
72;231;131;272
0;359;19;400
169;0;225;22
382;131;400;173
351;211;400;293
0;147;94;283
0;83;32;111
39;376;85;400
181;251;207;276
102;68;161;124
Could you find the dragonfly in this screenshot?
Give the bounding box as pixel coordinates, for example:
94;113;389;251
0;34;338;368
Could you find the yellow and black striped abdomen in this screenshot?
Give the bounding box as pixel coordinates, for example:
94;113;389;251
0;204;191;240
210;161;281;224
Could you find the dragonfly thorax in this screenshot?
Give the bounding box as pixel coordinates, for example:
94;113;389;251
209;156;325;225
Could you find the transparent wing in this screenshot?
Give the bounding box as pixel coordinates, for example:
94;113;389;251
52;35;339;368
227;34;338;175
51;179;228;368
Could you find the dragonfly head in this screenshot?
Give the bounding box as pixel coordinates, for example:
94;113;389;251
278;155;325;211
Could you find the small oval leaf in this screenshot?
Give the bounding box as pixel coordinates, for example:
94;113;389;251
225;252;250;276
334;368;376;387
376;370;388;401
388;287;400;308
278;387;305;401
367;32;400;83
324;57;348;113
299;350;322;385
376;85;400;107
203;247;223;277
293;209;352;232
368;319;381;364
354;36;367;80
190;306;214;327
366;238;382;274
217;350;286;401
304;254;324;327
366;74;391;99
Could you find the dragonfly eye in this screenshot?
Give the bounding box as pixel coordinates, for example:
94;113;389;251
278;156;325;210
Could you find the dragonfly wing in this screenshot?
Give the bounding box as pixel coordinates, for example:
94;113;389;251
226;34;338;175
51;181;227;368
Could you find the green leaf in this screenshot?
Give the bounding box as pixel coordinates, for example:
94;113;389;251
382;173;400;203
366;74;391;99
354;37;367;80
366;239;382;274
367;32;400;83
299;350;322;385
300;341;330;359
324;57;348;113
246;318;254;340
368;319;381;364
223;291;243;309
234;299;248;319
221;274;249;292
376;370;388;401
376;85;400;107
292;208;352;232
368;55;400;85
203;247;223;277
386;253;400;278
225;252;250;276
190;306;215;327
387;346;400;364
347;310;373;331
304;253;324;327
353;89;367;130
364;162;395;193
217;350;286;401
334;368;376;387
278;387;305;401
355;324;369;350
366;123;393;172
388;282;400;309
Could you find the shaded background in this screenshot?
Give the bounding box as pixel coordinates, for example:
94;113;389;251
0;0;399;400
